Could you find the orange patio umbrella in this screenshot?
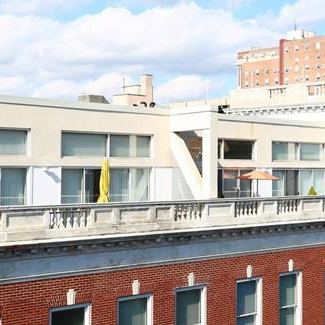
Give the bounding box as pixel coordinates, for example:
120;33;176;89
237;170;279;197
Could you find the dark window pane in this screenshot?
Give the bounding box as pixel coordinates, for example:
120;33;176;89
51;307;85;325
237;315;255;325
280;307;295;325
280;275;296;307
224;141;253;160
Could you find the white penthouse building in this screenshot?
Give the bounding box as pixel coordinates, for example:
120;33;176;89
2;89;325;205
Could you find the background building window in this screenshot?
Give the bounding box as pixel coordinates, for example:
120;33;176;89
0;168;26;205
51;305;90;325
0;129;27;155
119;295;151;325
62;133;107;157
280;273;301;325
237;279;261;325
176;287;205;325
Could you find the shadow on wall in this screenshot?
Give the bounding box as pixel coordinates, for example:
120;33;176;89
45;170;61;184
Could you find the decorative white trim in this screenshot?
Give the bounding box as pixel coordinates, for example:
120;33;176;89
288;259;294;272
67;288;76;305
132;279;140;295
246;265;253;278
188;272;195;286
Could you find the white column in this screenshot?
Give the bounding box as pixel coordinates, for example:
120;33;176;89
202;112;218;198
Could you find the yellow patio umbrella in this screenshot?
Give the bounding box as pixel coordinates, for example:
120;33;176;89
97;160;110;203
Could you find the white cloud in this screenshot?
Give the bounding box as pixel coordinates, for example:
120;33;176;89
155;75;221;104
0;0;90;15
278;0;325;26
0;76;34;96
1;1;321;103
31;73;133;100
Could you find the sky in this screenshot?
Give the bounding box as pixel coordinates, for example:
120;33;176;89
1;0;325;104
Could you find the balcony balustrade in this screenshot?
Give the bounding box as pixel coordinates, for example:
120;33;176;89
0;196;325;244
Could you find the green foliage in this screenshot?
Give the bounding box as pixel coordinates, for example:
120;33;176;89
308;186;318;196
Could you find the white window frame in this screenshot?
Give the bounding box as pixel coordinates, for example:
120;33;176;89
236;278;262;325
175;285;206;325
117;294;152;325
49;303;91;325
279;272;302;325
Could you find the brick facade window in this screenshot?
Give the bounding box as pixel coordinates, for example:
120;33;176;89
50;304;90;325
279;273;302;325
176;286;206;325
118;294;152;325
236;279;261;325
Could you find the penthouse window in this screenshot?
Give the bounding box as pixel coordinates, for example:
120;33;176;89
50;304;90;325
62;132;106;157
110;135;151;158
279;273;301;325
118;295;152;325
61;167;149;203
273;142;322;161
219;140;254;160
0;129;27;155
272;142;298;161
300;143;322;160
237;279;261;325
0;168;26;206
176;286;206;325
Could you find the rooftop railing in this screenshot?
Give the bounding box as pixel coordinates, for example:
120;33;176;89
0;196;325;244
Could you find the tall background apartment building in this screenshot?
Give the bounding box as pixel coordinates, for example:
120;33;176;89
237;29;325;89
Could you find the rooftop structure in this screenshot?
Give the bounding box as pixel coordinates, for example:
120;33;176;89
2;93;325;206
112;74;154;107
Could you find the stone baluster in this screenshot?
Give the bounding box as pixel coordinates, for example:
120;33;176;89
80;209;86;227
58;209;65;228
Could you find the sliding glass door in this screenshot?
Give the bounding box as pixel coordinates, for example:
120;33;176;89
0;168;26;205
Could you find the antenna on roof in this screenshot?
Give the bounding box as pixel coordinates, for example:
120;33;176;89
122;73;125;94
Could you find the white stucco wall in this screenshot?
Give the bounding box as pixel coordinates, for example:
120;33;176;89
32;167;61;205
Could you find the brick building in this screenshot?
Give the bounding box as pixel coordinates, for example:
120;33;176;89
237;29;325;89
1;197;325;324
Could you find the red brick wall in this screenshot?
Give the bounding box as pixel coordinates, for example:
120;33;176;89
0;245;324;324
